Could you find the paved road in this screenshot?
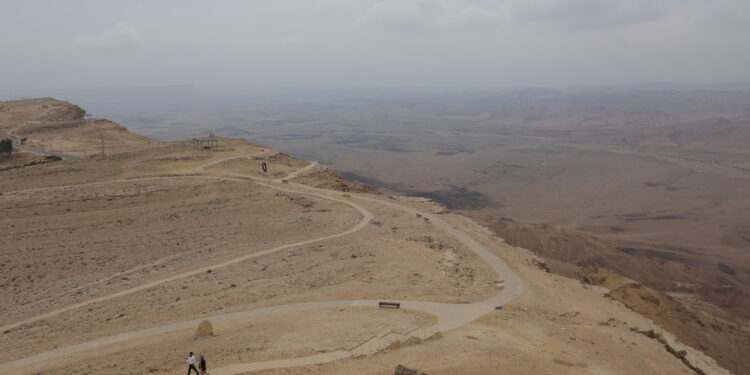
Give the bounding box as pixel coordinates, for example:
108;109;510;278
11;143;79;160
0;152;525;374
6;121;79;160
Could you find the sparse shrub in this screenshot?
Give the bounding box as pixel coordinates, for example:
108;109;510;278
0;139;12;156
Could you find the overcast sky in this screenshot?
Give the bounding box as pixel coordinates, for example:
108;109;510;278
1;0;749;90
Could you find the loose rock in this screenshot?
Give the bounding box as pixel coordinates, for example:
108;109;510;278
194;320;213;338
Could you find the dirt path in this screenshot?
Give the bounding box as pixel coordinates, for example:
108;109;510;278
0;172;370;335
0;152;525;374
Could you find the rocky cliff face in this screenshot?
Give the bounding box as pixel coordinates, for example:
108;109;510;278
38;100;86;122
2;98;152;157
487;217;750;374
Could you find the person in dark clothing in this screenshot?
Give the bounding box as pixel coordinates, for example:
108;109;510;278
199;355;207;375
186;352;199;375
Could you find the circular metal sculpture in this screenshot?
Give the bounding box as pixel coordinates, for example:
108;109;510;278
261;161;268;172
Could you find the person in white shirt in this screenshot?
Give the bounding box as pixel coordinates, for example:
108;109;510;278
186;352;199;375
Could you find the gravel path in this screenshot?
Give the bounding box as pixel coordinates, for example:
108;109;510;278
0;152;525;374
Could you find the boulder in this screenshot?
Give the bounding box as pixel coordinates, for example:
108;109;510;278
395;364;429;375
194;320;213;338
530;255;550;272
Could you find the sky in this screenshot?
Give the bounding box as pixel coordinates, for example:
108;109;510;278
1;0;749;90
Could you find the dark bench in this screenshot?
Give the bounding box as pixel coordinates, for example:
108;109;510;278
379;301;400;309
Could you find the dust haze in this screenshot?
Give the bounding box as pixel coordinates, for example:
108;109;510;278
2;1;750;375
2;1;750;89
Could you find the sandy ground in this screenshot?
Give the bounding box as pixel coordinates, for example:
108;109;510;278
10;307;434;375
0;140;501;367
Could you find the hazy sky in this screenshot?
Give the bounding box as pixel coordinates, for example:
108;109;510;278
2;0;749;89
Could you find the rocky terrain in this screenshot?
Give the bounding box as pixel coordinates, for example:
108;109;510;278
0;98;153;158
150;89;750;374
0;98;736;375
488;217;750;373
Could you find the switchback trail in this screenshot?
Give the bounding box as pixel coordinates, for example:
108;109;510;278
0;151;525;374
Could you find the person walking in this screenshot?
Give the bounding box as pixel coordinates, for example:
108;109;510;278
199;355;207;375
186;352;199;375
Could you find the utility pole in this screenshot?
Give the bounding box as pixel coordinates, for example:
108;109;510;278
100;133;106;158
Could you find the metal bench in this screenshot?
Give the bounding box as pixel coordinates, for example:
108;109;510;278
379;301;400;309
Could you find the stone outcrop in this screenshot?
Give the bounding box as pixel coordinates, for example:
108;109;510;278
634;329;709;375
530;255;550;272
395;364;429;375
194;320;213;338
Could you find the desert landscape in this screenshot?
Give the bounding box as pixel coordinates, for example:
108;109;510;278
4;1;750;373
50;86;750;373
0;98;737;375
42;87;750;373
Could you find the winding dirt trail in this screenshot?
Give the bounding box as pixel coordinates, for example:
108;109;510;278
0;152;525;374
0;154;363;335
